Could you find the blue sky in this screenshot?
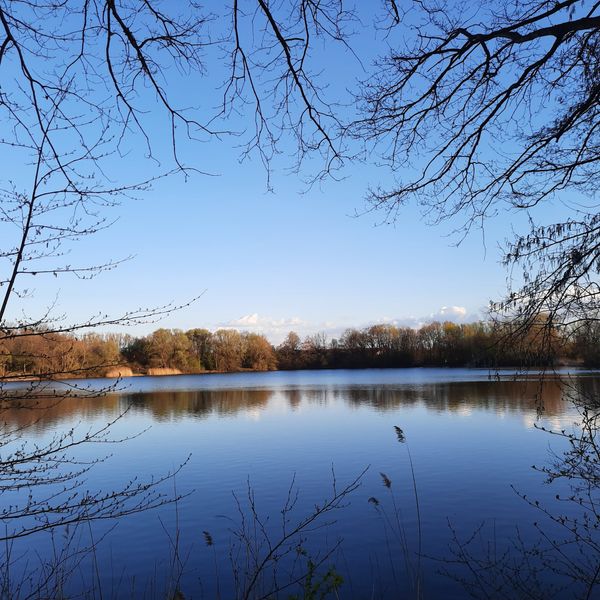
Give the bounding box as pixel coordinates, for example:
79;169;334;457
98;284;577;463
7;144;526;343
0;2;571;343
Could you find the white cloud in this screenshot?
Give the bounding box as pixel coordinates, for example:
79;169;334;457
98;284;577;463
216;305;481;344
433;305;468;321
217;314;308;343
229;313;260;326
367;305;479;330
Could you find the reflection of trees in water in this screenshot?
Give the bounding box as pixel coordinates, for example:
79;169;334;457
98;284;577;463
290;379;570;416
4;377;597;432
566;376;600;411
131;377;586;419
334;379;569;416
0;395;123;433
287;389;302;410
125;389;273;420
300;388;331;406
0;389;275;431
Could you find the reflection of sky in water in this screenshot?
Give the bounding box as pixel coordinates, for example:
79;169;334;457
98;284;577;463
1;368;596;599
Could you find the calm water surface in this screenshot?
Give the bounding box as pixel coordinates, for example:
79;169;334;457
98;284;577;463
4;368;598;599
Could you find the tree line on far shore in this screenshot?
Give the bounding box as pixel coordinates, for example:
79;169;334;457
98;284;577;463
2;317;600;379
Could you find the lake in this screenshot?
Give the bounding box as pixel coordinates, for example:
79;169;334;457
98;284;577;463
2;368;598;599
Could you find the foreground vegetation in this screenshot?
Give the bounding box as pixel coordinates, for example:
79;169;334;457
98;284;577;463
2;318;600;379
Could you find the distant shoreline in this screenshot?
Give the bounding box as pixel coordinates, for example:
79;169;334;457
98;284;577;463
2;360;594;385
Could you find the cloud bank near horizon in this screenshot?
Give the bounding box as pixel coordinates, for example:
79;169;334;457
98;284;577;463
217;305;482;344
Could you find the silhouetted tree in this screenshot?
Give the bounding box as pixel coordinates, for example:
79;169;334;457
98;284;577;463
350;0;600;346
